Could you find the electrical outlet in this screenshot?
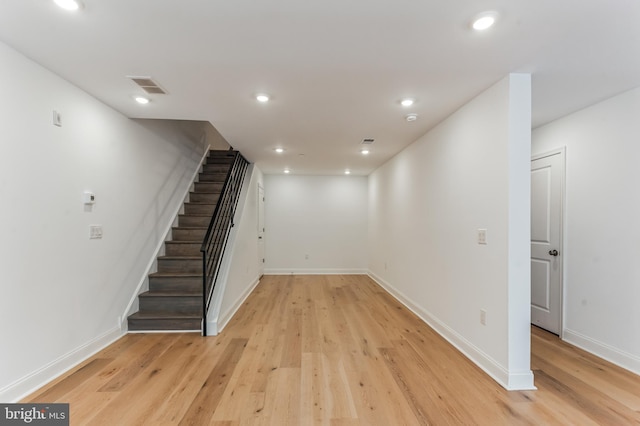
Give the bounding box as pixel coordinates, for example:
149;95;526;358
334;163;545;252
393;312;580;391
477;229;487;245
480;309;487;325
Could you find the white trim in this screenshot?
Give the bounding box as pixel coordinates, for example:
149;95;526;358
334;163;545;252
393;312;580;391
263;268;368;275
119;145;212;330
563;329;640;376
368;271;536;391
0;326;124;403
208;276;261;335
531;146;565;161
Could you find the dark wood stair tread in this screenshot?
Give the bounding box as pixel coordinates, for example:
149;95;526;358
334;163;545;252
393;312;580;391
149;272;202;277
165;241;204;244
139;290;201;297
172;226;207;230
157;255;201;260
128;312;201;320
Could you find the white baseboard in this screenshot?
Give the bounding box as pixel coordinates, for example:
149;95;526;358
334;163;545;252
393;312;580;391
563;329;640;376
0;326;124;403
263;268;368;275
367;271;535;391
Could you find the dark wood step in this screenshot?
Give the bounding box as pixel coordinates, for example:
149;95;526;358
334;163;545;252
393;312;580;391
127;312;201;331
138;291;202;315
208;150;236;157
184;202;215;215
194;182;224;193
157;256;201;273
172;227;207;241
202;163;232;173
198;172;228;182
165;241;203;256
205;156;234;165
149;272;201;292
189;191;220;203
178;214;211;227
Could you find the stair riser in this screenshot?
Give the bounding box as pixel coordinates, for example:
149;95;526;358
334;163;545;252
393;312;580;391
149;276;202;293
202;164;231;173
158;258;201;273
206;156;234;165
198;173;228;182
194;182;224;192
190;192;220;203
172;228;207;241
178;215;211;227
184;203;215;215
139;297;202;315
165;242;202;256
128;318;201;331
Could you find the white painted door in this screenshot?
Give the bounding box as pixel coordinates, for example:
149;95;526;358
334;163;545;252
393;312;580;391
531;150;564;335
258;184;265;268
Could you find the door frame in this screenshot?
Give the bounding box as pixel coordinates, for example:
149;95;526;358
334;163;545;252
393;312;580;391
531;146;566;338
257;183;265;275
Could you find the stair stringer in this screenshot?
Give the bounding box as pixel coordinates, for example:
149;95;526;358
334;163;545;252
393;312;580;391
119;145;212;332
205;164;262;336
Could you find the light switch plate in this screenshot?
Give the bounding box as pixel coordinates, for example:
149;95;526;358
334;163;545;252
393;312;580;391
53;110;62;127
89;225;103;239
478;229;487;245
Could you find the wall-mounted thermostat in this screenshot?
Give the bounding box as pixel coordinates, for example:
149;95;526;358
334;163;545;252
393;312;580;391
83;191;95;205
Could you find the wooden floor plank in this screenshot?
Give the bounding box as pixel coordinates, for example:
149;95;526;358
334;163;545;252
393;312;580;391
20;275;640;425
178;338;247;425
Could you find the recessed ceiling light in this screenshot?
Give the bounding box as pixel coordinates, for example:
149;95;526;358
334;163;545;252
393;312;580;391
401;99;414;107
134;96;150;105
274;148;284;153
361;149;370;155
472;12;498;31
405;113;418;122
345;170;351;175
256;94;270;103
53;0;82;10
283;169;291;174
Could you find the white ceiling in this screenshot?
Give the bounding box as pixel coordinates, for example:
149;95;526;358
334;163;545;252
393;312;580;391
1;1;639;175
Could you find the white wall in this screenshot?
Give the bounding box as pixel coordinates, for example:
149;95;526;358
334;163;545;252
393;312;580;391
264;174;368;274
368;74;534;390
0;41;207;401
532;87;640;375
207;165;264;334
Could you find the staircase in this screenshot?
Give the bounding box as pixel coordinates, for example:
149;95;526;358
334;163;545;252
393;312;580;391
127;150;236;332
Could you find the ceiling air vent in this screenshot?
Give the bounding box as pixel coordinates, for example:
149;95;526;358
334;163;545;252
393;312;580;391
128;76;167;95
361;138;375;145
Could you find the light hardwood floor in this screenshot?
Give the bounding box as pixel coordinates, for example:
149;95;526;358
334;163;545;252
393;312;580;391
23;275;640;425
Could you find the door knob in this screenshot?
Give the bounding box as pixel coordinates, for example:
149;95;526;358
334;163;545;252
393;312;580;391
548;249;559;256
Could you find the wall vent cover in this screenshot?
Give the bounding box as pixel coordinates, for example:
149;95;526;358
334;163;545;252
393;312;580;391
361;138;375;145
128;76;167;95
